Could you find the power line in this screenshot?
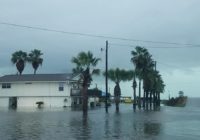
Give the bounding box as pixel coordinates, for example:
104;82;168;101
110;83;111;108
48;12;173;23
109;43;200;49
1;22;200;47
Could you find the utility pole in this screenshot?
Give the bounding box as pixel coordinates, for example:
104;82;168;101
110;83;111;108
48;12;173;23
154;61;157;71
133;73;137;111
153;61;158;108
105;40;108;113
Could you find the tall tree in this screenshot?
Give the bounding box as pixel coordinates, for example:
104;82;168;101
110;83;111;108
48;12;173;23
142;54;155;108
104;68;133;112
28;49;43;74
131;46;162;109
71;51;101;114
154;72;165;106
11;50;27;75
131;46;151;108
145;70;165;108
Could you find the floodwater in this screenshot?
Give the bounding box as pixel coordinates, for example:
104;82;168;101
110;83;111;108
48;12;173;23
0;98;199;140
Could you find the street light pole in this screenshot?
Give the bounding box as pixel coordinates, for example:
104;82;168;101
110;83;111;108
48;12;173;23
105;40;108;113
133;73;137;111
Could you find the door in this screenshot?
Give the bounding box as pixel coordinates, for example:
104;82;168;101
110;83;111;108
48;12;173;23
9;97;17;109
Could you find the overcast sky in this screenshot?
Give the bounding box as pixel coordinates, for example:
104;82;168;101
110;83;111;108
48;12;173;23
0;0;200;98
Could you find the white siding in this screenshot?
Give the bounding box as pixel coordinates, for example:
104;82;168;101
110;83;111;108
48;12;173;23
0;81;73;108
17;97;71;108
0;97;8;107
0;82;71;97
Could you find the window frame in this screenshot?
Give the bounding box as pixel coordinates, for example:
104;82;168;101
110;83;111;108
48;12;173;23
58;82;64;91
2;83;11;89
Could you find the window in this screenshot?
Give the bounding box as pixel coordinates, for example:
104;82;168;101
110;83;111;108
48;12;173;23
2;83;11;89
59;83;64;91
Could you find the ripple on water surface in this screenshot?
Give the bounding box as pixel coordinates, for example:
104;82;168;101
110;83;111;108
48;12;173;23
0;99;199;140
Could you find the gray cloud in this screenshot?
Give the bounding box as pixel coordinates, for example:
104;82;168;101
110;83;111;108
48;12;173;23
0;0;200;97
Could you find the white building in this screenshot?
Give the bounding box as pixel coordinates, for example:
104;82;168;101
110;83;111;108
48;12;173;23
0;73;81;109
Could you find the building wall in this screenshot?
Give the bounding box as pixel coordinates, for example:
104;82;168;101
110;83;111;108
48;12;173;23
0;97;9;107
0;82;71;97
0;81;72;108
18;96;71;108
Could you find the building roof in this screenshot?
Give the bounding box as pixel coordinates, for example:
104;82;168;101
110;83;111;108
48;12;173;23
0;73;76;83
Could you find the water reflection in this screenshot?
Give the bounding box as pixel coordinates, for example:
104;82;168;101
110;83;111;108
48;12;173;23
144;122;161;136
69;114;91;140
4;111;44;140
102;108;163;139
81;115;91;140
1;102;199;140
104;114;111;138
112;112;122;139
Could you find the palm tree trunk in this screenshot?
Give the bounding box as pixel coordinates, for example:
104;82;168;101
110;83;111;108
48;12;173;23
34;69;36;74
150;91;152;109
115;96;120;112
133;81;137;111
16;60;24;75
145;91;149;110
153;92;156;109
143;90;145;108
155;92;159;107
114;82;121;112
82;85;88;114
158;92;160;106
82;68;89;114
138;80;141;109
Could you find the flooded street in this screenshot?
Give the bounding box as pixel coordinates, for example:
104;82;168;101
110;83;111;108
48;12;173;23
0;98;199;140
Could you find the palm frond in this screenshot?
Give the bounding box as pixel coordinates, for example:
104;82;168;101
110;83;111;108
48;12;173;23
92;69;100;75
104;68;134;83
71;51;100;87
72;67;84;74
11;50;27;64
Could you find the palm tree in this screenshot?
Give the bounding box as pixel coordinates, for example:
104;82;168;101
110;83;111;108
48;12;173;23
143;69;157;109
131;46;157;108
11;50;27;75
134;69;143;108
28;49;43;74
131;46;150;108
71;51;101;114
104;68;133;112
146;70;165;108
142;55;155;108
131;46;165;109
154;73;165;106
